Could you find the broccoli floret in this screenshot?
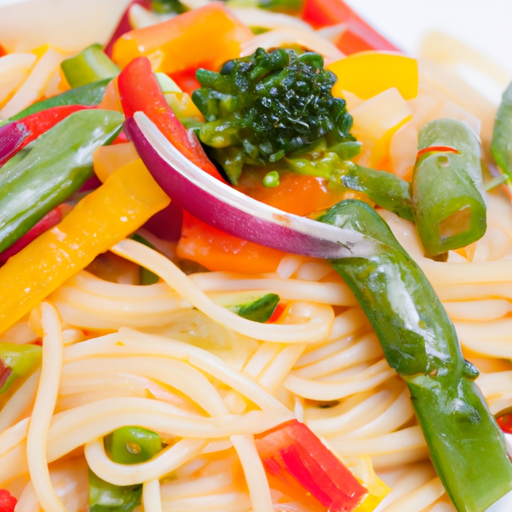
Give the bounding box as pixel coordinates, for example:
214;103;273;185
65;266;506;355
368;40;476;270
192;48;356;184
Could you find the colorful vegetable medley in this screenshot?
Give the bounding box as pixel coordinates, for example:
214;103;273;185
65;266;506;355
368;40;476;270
1;1;512;512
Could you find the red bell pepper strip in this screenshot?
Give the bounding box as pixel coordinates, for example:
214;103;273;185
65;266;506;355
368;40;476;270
0;490;17;512
497;413;512;434
255;420;367;512
0;44;7;58
0;105;92;166
0;205;66;265
104;0;152;57
415;145;460;164
302;0;400;54
118;56;226;182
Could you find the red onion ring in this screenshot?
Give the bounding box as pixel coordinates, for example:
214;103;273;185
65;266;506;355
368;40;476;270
0;122;29;165
124;112;375;259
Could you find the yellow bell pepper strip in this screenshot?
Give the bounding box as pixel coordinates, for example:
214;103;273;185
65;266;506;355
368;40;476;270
0;109;123;254
0;159;170;335
61;44;120;89
112;3;254;74
93;142;140;183
328;52;418;100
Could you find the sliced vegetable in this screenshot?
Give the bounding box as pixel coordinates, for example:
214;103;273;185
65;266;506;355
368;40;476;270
104;0;152;57
227;0;304;13
61;44;120;88
411;118;486;257
125;112;374;260
93;142;140;183
177;212;284;273
105;426;163;465
118;56;224;182
0;158;170;335
491;80;512;179
89;469;142;512
497;411;512;434
0;490;17;512
328;52;418;101
192;48;354;184
0;109;123;254
2;105;92;166
338;164;413;221
322;199;512;512
0;342;42;393
216;292;281;322
130;233;160;285
0;121;28;165
350;87;412;169
9;78;112;121
151;0;187;14
236;169;348;217
256;419;367;512
0;206;64;264
302;0;400;54
112;3;253;74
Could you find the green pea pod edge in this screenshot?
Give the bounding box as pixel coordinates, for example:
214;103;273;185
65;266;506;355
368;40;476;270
0;109;123;254
321;199;512;512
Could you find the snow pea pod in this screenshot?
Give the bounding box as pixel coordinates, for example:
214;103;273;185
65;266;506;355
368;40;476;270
105;426;163;465
61;44;120;89
0;109;123;253
491;80;512;178
411;118;486;257
322;199;512;512
8;78;112;121
340;164;413;221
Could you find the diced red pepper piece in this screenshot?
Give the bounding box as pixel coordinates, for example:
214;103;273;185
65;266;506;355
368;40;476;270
255;420;367;512
0;105;93;166
497;413;512;434
302;0;400;54
415;145;460;164
104;0;152;57
0;205;65;265
169;67;202;96
0;490;17;512
177;211;284;273
267;301;287;323
118;56;226;183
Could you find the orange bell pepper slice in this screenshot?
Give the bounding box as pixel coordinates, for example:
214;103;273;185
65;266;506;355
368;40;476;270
177;212;285;274
112;3;253;74
0;159;170;335
236;171;347;217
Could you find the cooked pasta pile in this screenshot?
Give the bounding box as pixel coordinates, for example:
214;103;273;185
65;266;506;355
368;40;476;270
0;1;511;512
0;190;511;512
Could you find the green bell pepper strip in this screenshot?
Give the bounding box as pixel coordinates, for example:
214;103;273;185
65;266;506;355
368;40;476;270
321;199;512;512
411;119;486;257
229;293;280;323
0;343;41;393
89;469;142;512
105;427;163;465
9;78;112;122
0;109;124;254
61;44;120;89
491;80;512;179
130;234;160;285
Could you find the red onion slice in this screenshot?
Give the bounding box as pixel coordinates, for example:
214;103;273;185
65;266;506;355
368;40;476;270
0;122;28;165
125;112;376;259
